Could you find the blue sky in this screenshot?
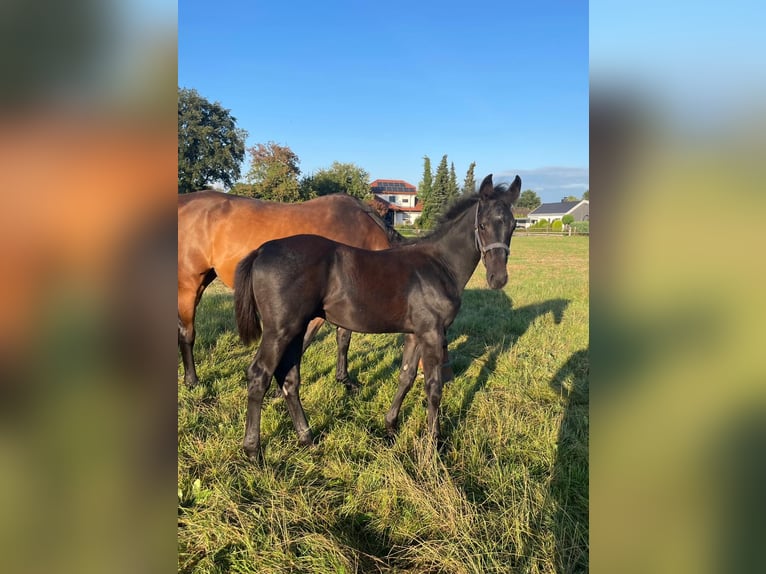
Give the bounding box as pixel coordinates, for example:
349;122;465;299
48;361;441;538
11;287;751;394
179;1;588;203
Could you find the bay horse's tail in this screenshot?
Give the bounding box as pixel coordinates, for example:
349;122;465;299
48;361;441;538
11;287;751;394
234;250;263;345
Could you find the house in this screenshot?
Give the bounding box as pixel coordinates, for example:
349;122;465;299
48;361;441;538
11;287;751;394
370;179;422;226
528;199;589;225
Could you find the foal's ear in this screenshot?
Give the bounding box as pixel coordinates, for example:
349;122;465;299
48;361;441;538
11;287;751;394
506;175;521;205
479;174;494;199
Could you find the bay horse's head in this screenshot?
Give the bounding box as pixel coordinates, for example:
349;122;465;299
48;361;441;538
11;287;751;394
475;173;521;289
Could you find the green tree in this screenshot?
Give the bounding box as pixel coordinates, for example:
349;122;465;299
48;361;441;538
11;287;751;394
238;141;304;202
562;214;575;226
302;161;371;200
447;161;459;204
562;195;580;202
430;154;450;215
417;155;433;228
462;162;476;195
582;189;589;200
421;154;450;229
178;87;247;194
517;189;542;210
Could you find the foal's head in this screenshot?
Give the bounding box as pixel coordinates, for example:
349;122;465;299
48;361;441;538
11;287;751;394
474;173;522;289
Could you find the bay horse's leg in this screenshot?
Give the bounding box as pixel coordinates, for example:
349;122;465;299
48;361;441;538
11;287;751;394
334;327;360;392
302;318;358;392
301;317;325;351
420;330;446;446
178;270;216;387
275;337;313;447
384;334;421;437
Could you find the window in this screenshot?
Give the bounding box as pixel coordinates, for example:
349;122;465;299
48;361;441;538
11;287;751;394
388;196;396;202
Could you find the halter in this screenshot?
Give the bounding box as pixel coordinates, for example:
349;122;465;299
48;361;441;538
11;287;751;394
474;203;510;260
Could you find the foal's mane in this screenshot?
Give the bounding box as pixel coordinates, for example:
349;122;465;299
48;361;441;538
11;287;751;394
403;183;510;245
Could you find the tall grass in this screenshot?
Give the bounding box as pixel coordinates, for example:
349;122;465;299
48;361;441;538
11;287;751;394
179;235;588;573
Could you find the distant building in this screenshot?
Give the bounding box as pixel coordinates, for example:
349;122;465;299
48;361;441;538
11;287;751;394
528;200;589;225
370;179;422;225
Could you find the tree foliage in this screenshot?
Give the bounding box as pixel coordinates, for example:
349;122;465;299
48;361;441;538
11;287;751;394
447;161;459;204
178;87;247;194
462;162;476;195
582;189;589;200
302;161;371;200
416;156;433;228
237;142;304;202
562;195;580;202
517;189;542;210
430;154;450;215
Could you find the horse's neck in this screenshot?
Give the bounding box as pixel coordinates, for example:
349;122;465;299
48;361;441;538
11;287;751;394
430;205;481;292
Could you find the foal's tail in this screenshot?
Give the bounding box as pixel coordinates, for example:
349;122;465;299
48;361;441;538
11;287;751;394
234;250;263;345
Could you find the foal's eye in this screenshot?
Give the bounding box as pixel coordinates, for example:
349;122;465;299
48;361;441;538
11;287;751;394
479;224;486;230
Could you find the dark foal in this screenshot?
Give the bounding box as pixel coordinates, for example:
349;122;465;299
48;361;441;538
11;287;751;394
234;173;521;460
178;191;400;389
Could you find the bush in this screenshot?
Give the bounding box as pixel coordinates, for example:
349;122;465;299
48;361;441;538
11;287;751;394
562;214;575;226
551;220;563;232
571;221;589;234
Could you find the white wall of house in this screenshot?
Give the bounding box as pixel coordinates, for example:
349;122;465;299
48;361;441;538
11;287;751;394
382;192;417;209
569;201;589;221
373;191;421;225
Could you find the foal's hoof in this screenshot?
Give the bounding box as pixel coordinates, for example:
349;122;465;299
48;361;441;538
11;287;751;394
184;376;199;388
243;445;262;464
297;430;314;447
338;376;361;394
384;417;398;439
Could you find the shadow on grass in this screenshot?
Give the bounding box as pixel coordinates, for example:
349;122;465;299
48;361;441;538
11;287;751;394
550;348;589;573
442;290;570;437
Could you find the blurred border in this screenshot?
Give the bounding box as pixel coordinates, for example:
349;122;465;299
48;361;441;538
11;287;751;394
591;2;766;573
0;1;177;573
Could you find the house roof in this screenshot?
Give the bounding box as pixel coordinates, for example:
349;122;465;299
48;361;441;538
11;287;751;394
370;179;417;194
529;200;588;216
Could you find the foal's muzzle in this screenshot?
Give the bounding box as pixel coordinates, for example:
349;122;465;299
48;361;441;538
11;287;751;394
484;249;509;289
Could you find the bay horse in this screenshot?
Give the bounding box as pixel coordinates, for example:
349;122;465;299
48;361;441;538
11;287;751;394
178;191;401;388
234;173;521;459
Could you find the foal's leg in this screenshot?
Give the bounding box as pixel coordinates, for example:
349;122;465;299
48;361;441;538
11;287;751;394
384;334;421;437
275;336;313;447
243;333;290;461
243;354;273;461
420;331;445;445
334;327;360;392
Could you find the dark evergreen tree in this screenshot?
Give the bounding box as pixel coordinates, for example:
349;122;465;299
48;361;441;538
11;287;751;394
462;161;476;195
447;161;459;204
430;154;450;219
417;155;434;228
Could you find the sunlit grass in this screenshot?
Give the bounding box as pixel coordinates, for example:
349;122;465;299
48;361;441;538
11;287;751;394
179;235;588;573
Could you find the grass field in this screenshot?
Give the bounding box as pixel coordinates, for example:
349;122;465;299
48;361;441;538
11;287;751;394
178;235;589;573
